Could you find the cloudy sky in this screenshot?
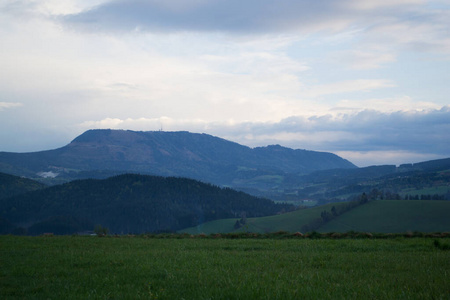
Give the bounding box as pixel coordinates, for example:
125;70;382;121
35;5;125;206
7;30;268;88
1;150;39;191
1;0;449;167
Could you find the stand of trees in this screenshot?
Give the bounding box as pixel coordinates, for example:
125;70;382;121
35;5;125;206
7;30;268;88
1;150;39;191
0;174;293;235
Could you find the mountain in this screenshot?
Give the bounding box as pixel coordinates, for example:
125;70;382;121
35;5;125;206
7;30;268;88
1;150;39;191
1;130;448;202
0;129;356;189
0;173;293;235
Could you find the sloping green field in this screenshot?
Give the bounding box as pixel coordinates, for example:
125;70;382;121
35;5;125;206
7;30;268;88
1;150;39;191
181;200;450;234
319;200;450;233
180;202;346;234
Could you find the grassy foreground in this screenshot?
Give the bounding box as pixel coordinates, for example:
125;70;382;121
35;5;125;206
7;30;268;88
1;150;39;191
1;235;449;299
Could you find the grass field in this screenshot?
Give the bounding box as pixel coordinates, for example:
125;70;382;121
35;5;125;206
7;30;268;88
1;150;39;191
181;202;347;234
182;200;450;235
1;235;449;299
319;200;450;233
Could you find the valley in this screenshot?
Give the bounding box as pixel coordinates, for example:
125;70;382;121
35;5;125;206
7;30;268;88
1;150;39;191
0;130;449;236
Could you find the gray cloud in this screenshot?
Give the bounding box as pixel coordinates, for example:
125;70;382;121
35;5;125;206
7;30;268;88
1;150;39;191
77;106;450;159
61;0;369;33
215;106;450;156
60;0;450;62
2;106;448;167
60;0;450;59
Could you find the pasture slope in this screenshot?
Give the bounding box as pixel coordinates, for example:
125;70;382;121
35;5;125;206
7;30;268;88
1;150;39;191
319;200;450;233
180;200;450;234
181;202;348;234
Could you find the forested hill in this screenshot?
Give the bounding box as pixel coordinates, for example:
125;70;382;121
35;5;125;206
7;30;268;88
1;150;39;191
0;130;356;186
0;172;46;200
0;174;293;235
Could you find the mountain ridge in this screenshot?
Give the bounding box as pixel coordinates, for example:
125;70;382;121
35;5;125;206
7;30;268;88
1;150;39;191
0;129;356;187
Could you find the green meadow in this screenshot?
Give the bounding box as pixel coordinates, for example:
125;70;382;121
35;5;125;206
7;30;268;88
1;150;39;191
182;200;450;235
319;200;450;233
183;202;345;234
1;235;449;299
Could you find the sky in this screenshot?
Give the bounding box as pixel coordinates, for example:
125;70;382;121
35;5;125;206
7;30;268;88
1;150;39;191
0;0;449;167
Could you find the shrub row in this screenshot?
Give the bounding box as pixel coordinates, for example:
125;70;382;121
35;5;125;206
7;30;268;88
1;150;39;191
75;231;450;239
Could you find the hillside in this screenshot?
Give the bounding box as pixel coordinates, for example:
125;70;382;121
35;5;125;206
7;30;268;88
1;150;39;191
273;158;450;203
318;200;450;233
0;174;292;235
180;200;450;234
0;129;356;190
180;202;346;234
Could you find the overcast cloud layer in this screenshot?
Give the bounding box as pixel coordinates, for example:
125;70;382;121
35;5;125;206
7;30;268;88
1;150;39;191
0;0;449;166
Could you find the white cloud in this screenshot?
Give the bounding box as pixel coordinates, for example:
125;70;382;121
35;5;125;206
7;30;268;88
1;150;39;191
334;50;397;70
349;0;427;11
364;10;450;55
304;79;395;98
332;96;441;113
0;0;109;17
80;117;125;129
0;102;22;111
77;106;450;166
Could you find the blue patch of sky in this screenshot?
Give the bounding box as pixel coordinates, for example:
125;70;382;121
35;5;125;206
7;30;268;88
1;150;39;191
384;52;450;105
285;34;391;97
425;2;450;10
284;30;449;108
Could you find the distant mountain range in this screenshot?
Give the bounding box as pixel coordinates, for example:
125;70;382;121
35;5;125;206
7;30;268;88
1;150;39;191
1;129;449;202
0;129;448;235
0;129;356;191
293;158;450;203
